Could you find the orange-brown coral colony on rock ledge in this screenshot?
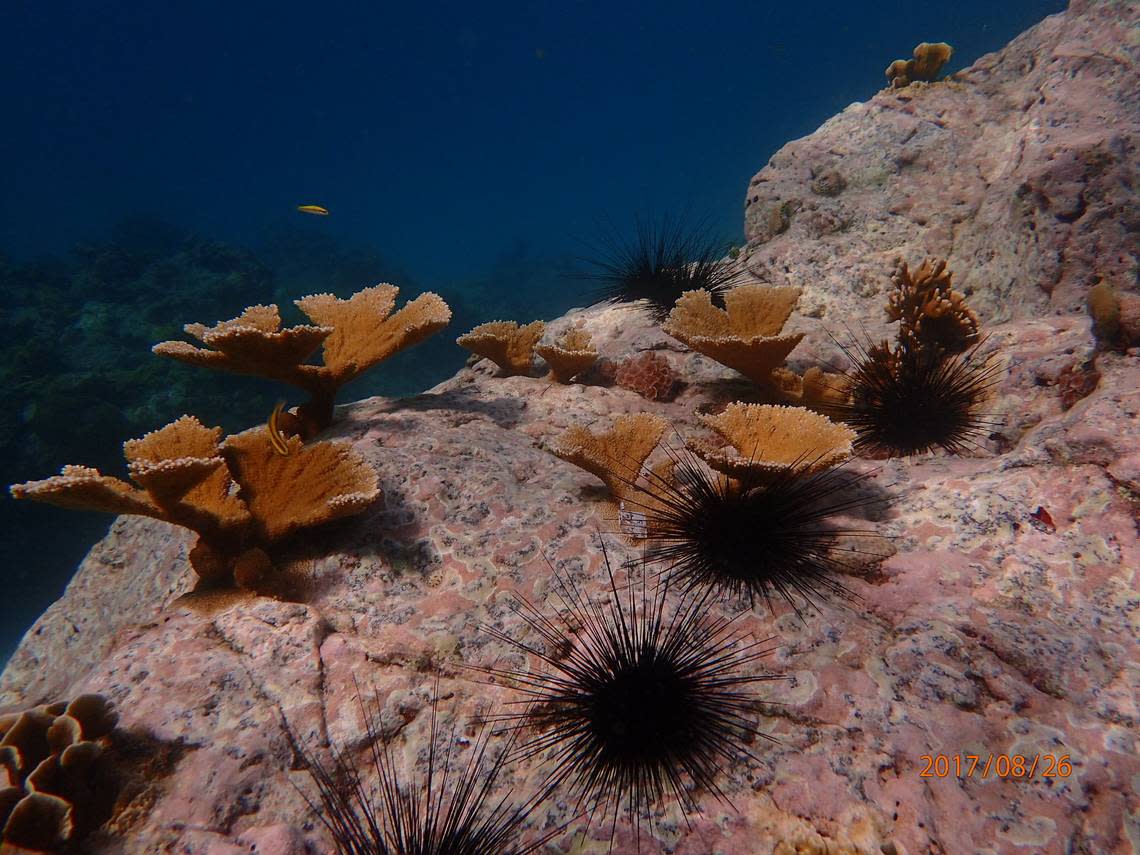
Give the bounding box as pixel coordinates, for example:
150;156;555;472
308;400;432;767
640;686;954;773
886;41;954;88
663;284;805;388
887;258;979;353
457;319;547;376
535;326;599;383
9;415;380;588
825;257;1000;457
154;284;452;437
686;403;855;480
552;413;669;506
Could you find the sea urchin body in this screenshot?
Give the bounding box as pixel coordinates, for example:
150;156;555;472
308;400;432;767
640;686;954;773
628;451;883;619
576;216;740;322
480;548;779;848
839;339;1001;457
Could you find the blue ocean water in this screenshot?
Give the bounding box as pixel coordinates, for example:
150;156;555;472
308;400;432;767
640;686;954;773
0;0;1064;665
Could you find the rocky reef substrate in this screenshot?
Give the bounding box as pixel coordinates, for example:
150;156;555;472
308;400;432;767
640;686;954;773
2;1;1137;852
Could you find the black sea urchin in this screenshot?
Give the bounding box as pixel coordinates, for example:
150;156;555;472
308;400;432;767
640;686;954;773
835;337;1002;457
480;547;779;848
575;215;741;322
624;450;885;619
292;681;562;855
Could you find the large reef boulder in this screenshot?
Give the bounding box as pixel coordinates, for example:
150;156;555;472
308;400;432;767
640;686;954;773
1;2;1137;853
743;0;1138;330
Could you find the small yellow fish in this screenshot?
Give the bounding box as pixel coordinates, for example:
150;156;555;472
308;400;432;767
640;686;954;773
267;400;293;456
297;204;329;216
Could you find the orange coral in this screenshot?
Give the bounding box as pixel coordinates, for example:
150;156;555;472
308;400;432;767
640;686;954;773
1087;281;1120;342
801;366;851;407
294;286;451;386
886;42;953;88
887;258;978;353
535;326;598;383
687;403;855;480
768;366;851;408
10;415;380;588
220;424;379;542
553;413;669;504
457;320;546;376
663;284;805;387
0;694;118;851
154;285;452;437
911;42;954;80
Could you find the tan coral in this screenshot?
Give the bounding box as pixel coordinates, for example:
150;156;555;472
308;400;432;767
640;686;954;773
535;327;598;383
3;791;74;850
887;258;979;352
0;694;117;851
60;696;118;744
220;425;380;542
457;320;546;376
10;416;380;588
911;42;954;80
886;42;954;88
688;403;855;480
663;285;805;387
885;59;913;88
801;366;851;408
9;466;159;519
154;304;331;385
155;285;452;437
552;413;669;504
122;416;249;540
295;285;452;385
767;366;805;401
44;695;117;758
771;367;852;409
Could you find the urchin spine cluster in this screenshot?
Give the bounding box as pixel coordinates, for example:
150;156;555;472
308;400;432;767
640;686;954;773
837;337;1002;457
621;448;883;619
479;548;780;847
575;215;741;322
291;682;562;855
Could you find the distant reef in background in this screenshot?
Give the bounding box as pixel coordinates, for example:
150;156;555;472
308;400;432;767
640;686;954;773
0;217;584;660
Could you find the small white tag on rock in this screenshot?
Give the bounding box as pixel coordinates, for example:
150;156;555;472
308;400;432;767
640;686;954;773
618;501;647;539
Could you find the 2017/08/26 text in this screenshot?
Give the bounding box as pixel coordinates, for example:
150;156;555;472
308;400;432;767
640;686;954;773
919;754;1073;779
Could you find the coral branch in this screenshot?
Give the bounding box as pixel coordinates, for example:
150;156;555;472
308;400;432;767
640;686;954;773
10;415;380;588
663;285;805;387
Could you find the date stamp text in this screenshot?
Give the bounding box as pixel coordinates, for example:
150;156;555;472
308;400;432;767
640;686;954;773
919;754;1073;779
